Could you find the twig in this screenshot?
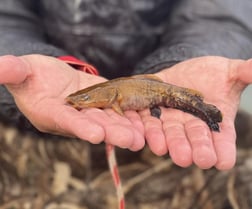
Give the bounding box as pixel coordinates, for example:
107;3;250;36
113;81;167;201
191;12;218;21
227;170;240;209
123;159;173;194
192;168;214;209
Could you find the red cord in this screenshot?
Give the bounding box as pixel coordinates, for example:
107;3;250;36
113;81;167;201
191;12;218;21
60;56;125;209
58;56;99;75
106;144;125;209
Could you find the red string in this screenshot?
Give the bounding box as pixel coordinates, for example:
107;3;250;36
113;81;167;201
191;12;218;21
60;56;125;209
58;56;99;75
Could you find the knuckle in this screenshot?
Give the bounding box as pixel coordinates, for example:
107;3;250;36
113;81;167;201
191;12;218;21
186;120;210;134
185;120;212;144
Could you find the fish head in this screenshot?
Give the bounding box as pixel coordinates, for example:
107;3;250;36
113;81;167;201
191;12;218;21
65;86;117;110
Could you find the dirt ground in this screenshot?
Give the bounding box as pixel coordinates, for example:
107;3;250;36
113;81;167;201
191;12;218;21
0;110;252;209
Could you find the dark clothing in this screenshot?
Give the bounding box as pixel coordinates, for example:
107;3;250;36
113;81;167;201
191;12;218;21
0;0;252;130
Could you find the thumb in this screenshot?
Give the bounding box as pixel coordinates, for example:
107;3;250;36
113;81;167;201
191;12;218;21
0;55;31;85
235;59;252;85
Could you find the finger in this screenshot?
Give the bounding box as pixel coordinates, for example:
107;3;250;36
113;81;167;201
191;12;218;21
48;106;106;144
140;109;167;156
161;109;192;167
105;123;145;151
163;119;192;167
213;119;236;170
233;59;252;85
125;110;144;135
0;55;31;85
124;110;145;150
85;108;145;151
185;119;217;169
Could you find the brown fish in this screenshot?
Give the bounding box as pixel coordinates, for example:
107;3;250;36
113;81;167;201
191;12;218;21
66;74;222;131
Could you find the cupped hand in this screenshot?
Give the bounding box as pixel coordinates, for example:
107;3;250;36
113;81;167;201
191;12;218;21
2;55;251;170
0;55;145;151
141;56;252;170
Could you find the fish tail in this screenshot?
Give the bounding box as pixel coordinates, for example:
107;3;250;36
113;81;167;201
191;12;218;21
164;93;222;131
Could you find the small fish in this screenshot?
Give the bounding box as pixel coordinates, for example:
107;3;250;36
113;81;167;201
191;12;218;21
66;74;222;131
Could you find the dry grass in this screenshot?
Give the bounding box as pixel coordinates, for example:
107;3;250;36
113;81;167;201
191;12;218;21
0;110;252;209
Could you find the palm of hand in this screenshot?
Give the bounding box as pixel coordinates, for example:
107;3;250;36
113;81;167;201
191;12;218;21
144;56;248;170
1;55;251;170
2;55;145;151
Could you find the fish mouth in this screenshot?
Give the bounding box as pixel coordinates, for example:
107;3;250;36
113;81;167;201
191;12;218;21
65;97;92;111
65;97;81;109
65;97;74;105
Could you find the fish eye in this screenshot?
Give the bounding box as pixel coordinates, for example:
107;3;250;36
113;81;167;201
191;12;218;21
81;94;90;101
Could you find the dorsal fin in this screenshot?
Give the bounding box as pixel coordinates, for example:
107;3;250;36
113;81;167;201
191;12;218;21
185;88;204;101
131;74;163;82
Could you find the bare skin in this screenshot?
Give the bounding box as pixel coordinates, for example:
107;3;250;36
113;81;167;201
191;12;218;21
0;54;251;170
152;57;250;170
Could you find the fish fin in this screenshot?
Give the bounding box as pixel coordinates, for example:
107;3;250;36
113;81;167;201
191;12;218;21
150;106;161;119
112;102;124;115
131;74;163;82
110;90;124;115
185;88;204;100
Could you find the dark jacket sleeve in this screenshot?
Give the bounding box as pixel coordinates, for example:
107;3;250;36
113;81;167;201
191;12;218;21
134;0;252;74
0;0;66;56
0;0;66;132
